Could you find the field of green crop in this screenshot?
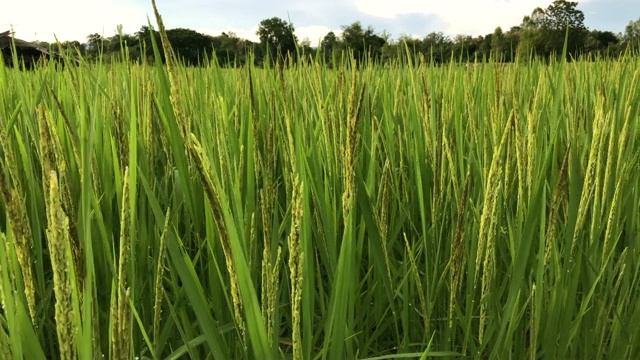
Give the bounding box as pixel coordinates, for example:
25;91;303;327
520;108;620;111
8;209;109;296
1;14;640;360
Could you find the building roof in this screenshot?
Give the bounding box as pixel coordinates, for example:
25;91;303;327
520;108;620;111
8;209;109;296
0;31;49;54
1;30;57;55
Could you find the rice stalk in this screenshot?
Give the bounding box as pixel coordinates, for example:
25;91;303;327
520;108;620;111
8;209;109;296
512;103;525;213
0;154;36;324
590;112;607;239
0;314;11;360
260;185;279;344
288;176;304;360
45;170;77;360
526;73;543;198
474;111;512;288
530;284;537;360
544;145;571;272
599;115;617;219
610;247;628;310
602;154;638;265
150;0;190;138
404;233;429;337
614;70;638;177
47;88;81;168
449;172;470;331
376;159;393;285
342;72;365;218
153;207;171;342
571;94;605;253
37;105;84;285
0;235;6;313
187;133;246;342
264;246;282;345
477;111;511;344
111;166;132;360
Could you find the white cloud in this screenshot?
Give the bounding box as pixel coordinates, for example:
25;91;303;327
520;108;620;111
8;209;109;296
197;26;261;43
198;25;341;48
2;0;149;42
295;26;338;47
353;0;555;35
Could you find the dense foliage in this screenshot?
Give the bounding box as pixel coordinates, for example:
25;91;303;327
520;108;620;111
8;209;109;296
24;0;640;67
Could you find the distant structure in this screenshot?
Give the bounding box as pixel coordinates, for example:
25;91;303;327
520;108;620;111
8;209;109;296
1;30;71;69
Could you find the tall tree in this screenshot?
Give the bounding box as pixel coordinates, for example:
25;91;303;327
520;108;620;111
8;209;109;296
210;32;256;67
584;30;619;56
340;22;386;62
622;17;640;49
490;27;507;60
519;0;587;58
421;32;452;63
451;34;480;62
256;17;298;63
540;0;586;30
320;31;342;65
165;28;215;66
85;33;103;56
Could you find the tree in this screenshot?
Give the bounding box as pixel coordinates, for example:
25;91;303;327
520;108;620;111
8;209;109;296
321;31;339;52
584;30;619;56
491;27;507;60
421;32;452;63
86;33;103;56
519;0;587;58
133;26;161;62
58;41;86;56
131;26;218;65
540;0;586;30
451;35;480;62
393;34;422;63
165;28;215;66
319;31;341;65
210;32;256;67
340;22;386;63
256;17;298;63
622;17;640;50
298;37;314;61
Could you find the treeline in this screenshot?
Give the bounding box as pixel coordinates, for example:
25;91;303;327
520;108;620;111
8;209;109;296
35;0;640;66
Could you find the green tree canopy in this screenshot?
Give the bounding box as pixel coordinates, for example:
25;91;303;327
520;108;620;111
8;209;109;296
421;32;452;63
623;17;640;49
584;30;619;56
519;0;587;58
256;17;298;62
340;22;386;63
539;0;586;30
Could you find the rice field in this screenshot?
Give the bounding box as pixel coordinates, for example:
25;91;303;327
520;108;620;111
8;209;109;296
1;16;639;360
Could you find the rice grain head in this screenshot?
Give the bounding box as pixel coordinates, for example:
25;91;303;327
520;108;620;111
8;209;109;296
38;105;84;286
112;166;132;360
0;176;36;324
151;0;190;138
544;145;570;272
153;207;171;341
342;75;365;218
571;95;605;254
288;175;304;360
187;134;246;341
449;172;470;331
45;171;77;360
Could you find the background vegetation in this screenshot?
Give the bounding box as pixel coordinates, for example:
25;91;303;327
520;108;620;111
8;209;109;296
28;0;640;67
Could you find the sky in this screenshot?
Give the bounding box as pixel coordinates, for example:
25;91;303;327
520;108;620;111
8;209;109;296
2;0;638;47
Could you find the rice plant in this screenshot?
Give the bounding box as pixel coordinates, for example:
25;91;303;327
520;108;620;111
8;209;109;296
0;8;639;360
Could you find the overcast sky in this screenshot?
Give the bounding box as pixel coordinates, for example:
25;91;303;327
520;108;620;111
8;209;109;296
2;0;638;47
